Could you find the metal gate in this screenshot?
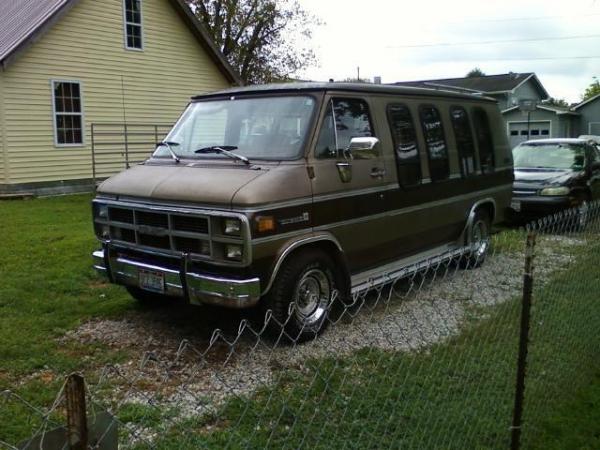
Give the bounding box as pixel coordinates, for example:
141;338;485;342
91;123;172;185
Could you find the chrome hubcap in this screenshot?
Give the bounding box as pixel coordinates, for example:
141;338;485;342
294;268;331;326
471;219;490;259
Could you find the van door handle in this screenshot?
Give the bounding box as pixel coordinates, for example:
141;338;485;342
370;168;385;178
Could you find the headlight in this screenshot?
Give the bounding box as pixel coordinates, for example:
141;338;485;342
223;218;241;235
97;203;109;219
540;186;570;196
225;244;243;261
95;224;110;240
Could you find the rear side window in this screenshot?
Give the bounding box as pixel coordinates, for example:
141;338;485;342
450;106;476;177
419;105;449;181
387;104;422;186
315;98;374;159
473;108;495;173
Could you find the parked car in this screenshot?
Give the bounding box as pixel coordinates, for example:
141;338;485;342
510;138;600;223
91;83;513;340
578;135;600;153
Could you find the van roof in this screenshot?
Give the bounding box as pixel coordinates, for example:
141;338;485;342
191;82;498;103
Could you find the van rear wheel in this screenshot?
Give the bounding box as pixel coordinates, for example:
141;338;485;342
264;249;340;343
463;209;491;269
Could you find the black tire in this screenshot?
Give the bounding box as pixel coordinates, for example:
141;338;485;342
263;249;344;343
462;209;491;269
126;286;170;305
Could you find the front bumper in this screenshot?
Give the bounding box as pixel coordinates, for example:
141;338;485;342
93;248;260;308
509;195;576;218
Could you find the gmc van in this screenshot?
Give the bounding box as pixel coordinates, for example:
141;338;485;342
92;83;513;340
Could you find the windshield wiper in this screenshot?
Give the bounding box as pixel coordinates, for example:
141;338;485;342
156;141;181;163
194;146;249;165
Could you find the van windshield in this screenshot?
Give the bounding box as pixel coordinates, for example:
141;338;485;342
513;143;586;171
154;96;316;161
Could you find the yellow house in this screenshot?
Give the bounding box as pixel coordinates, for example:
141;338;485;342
0;0;240;195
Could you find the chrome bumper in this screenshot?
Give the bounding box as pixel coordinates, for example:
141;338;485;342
92;249;260;308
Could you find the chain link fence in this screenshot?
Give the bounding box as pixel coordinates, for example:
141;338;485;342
2;201;599;449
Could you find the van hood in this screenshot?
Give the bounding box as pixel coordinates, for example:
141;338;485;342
97;163;267;206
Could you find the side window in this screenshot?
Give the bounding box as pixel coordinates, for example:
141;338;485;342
123;0;143;50
315;98;374;159
52;81;84;146
419;105;449;181
473;108;495;173
450;106;476;177
387;104;422;186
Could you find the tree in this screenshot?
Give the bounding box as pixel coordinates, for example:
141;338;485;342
582;77;600;101
466;68;486;78
188;0;320;84
542;97;569;108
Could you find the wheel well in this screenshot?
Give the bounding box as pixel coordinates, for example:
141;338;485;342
476;201;495;222
266;240;351;296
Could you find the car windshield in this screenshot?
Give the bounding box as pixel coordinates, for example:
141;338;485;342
512;143;586;170
153;96;316;161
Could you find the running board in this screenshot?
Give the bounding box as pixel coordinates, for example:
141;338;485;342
350;243;466;294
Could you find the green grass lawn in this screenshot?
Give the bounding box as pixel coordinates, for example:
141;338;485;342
0;194;136;443
0;195;598;448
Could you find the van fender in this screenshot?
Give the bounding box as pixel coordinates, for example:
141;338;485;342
262;232;347;296
461;198;497;244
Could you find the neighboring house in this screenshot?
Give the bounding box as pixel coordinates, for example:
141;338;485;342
394;72;549;110
0;0;240;195
572;93;600;136
393;73;599;147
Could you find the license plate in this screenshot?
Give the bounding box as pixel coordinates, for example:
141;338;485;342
511;199;521;212
139;269;165;293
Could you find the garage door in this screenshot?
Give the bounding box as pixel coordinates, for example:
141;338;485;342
508;121;551;148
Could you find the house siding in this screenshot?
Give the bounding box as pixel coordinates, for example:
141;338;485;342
577;98;600;135
1;0;229;187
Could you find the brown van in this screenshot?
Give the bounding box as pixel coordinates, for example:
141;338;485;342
92;83;513;339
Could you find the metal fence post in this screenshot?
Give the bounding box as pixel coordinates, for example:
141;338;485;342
65;373;88;450
510;231;536;450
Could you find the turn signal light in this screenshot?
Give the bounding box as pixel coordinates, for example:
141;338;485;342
256;216;275;233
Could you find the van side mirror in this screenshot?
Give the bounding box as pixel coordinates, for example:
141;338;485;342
347;137;380;160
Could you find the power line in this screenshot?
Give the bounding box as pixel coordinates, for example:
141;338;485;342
442;12;600;24
389;34;600;49
429;55;600;62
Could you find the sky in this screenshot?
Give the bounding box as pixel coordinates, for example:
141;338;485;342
295;0;600;103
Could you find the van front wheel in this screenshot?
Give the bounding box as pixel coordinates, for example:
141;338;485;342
264;249;339;343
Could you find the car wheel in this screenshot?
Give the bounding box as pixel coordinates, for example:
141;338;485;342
126;286;170;305
462;209;491;269
264;249;340;343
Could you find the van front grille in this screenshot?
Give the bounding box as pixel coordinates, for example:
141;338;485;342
99;205;212;258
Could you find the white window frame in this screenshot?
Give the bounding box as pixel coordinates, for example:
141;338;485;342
123;0;144;51
51;79;85;148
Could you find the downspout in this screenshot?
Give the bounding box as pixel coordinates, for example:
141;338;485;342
0;63;10;185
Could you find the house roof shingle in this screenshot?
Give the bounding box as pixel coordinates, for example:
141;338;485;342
0;0;72;64
394;72;549;98
0;0;240;84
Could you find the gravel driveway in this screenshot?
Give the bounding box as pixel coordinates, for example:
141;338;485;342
62;233;585;441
